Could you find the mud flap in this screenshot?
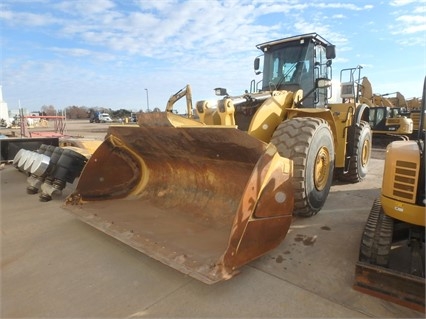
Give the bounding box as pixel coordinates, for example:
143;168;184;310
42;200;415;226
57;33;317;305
64;112;294;284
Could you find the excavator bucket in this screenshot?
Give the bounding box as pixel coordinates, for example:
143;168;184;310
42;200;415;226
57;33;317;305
64;112;294;284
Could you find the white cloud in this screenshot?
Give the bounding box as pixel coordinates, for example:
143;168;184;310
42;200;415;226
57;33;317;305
414;5;426;13
54;0;116;15
315;2;373;10
390;0;420;6
0;8;58;26
396;14;426;23
332;14;346;19
391;14;426;35
51;47;92;57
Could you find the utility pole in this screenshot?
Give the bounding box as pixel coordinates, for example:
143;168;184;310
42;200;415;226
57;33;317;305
145;88;150;112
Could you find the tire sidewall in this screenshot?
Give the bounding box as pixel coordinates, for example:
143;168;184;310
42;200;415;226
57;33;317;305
356;122;372;180
271;118;335;216
305;124;335;211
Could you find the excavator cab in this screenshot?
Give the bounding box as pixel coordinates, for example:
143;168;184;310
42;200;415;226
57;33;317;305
356;72;414;139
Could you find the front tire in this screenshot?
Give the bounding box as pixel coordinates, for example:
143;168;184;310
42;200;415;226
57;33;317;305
271;117;335;217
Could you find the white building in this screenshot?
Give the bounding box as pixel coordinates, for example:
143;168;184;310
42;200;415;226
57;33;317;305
0;85;9;122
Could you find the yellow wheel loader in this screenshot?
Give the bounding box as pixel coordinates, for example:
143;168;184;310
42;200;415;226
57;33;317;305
354;77;426;312
64;33;372;283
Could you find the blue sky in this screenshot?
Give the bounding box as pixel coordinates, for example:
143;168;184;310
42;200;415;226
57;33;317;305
1;0;425;114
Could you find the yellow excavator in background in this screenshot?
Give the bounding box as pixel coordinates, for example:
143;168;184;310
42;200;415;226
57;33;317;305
63;33;372;284
358;76;413;141
354;77;425;312
405;97;424;136
407;97;422;110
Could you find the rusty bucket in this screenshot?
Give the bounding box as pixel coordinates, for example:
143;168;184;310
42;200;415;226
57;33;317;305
64;112;293;284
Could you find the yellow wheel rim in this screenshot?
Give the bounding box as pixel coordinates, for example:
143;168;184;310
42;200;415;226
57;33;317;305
314;146;330;191
361;139;370;167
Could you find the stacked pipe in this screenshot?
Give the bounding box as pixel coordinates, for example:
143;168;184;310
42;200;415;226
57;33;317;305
12;144;88;201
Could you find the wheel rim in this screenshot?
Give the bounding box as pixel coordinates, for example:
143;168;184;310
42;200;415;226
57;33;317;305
361;139;370;167
314;146;330;191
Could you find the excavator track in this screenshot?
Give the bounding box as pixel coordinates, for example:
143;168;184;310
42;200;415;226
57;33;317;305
354;198;425;312
359;198;393;266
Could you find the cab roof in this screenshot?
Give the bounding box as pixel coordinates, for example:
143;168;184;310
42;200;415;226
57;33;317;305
256;33;333;51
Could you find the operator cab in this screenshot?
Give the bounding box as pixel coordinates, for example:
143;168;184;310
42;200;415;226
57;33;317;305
255;33;335;108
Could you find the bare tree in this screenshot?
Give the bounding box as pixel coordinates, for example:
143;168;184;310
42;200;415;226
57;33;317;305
66;105;90;119
41;105;56;116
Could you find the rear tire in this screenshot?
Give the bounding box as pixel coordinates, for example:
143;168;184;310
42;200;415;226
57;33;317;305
339;120;372;183
271;117;334;217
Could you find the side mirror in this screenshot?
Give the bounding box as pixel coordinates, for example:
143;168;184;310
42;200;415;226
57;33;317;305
326;45;336;60
254;57;262;75
254;57;260;72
